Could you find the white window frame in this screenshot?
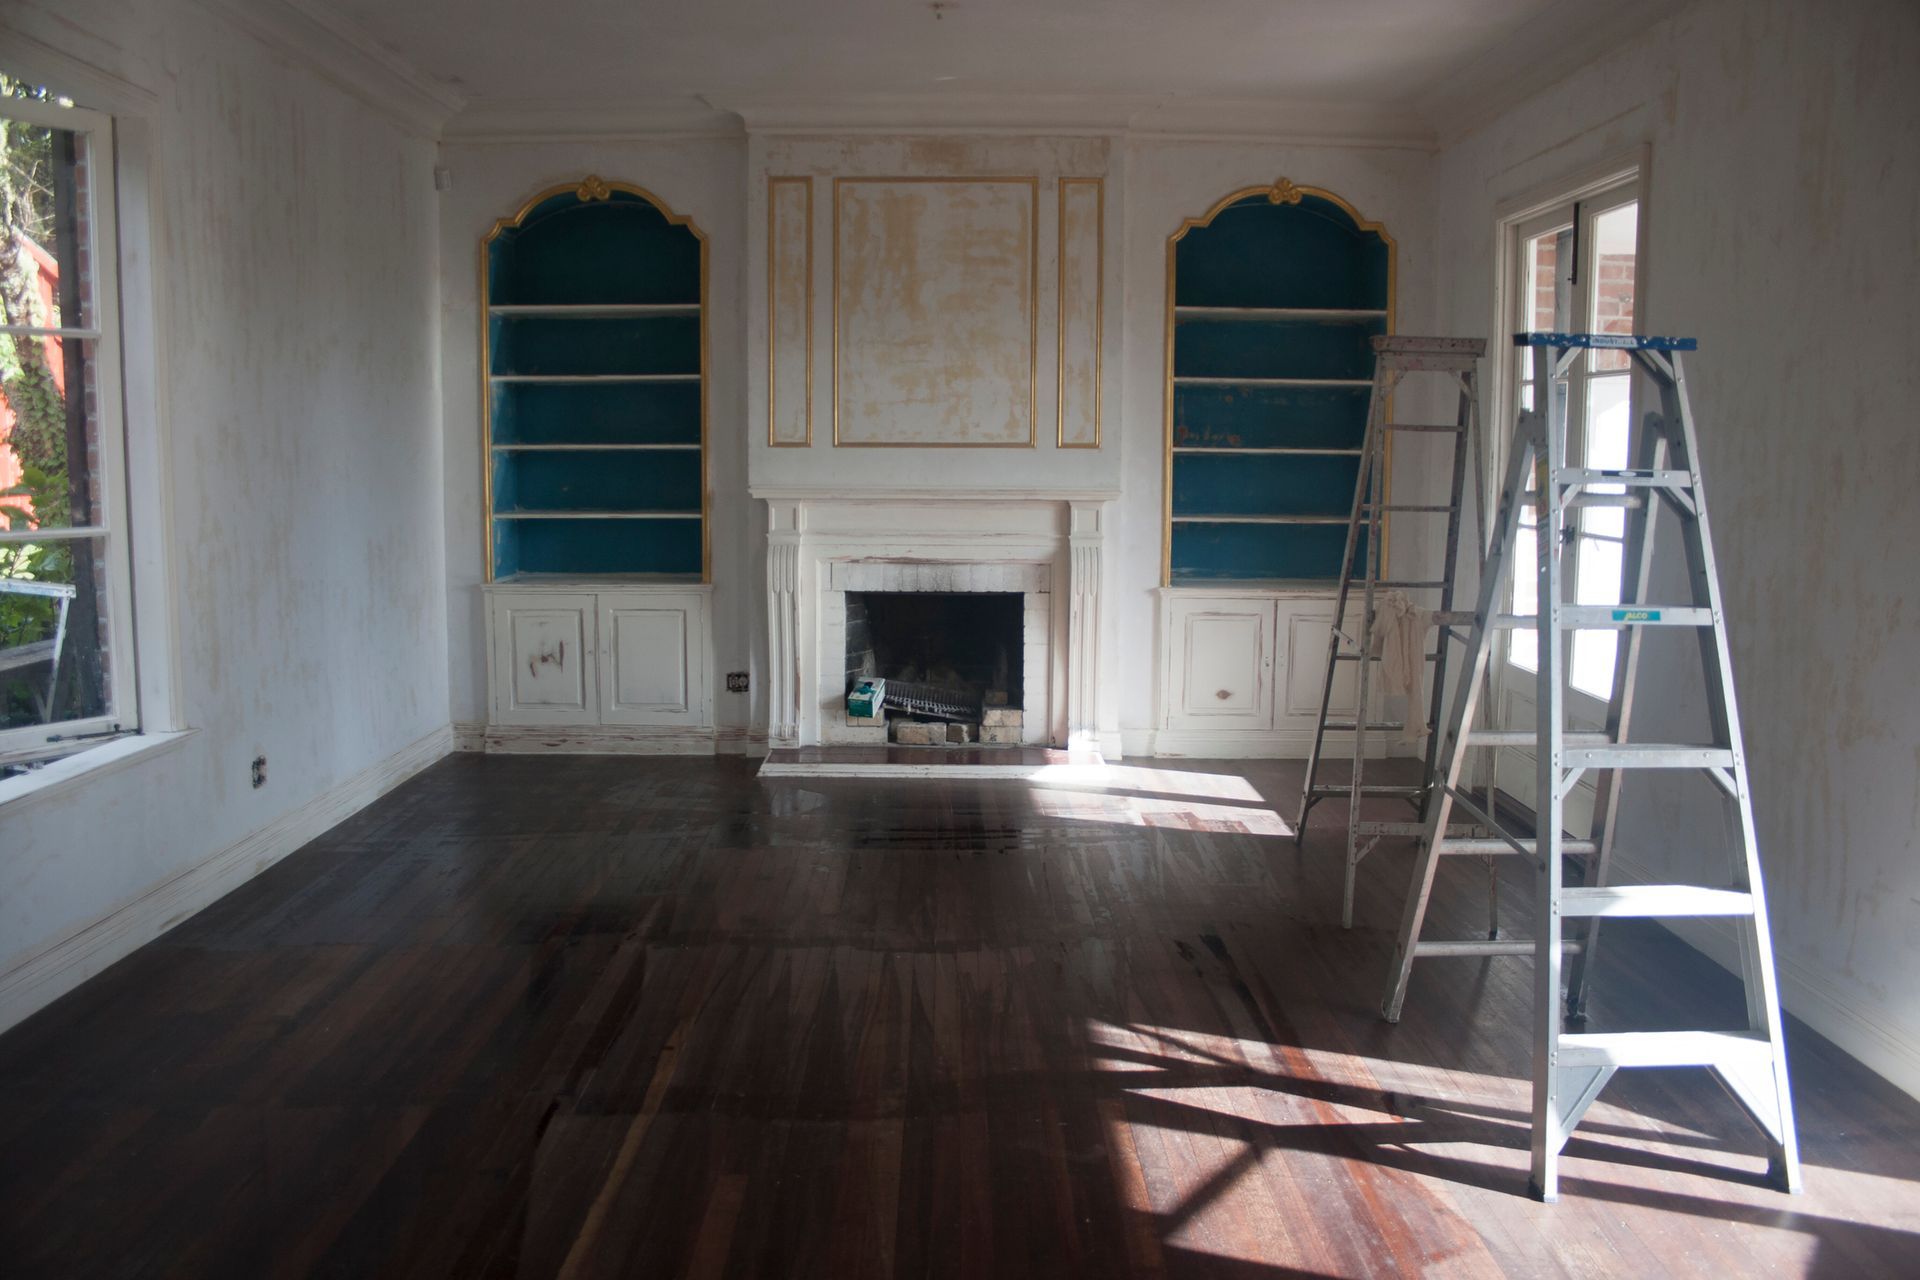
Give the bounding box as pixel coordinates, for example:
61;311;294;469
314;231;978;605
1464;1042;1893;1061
0;93;140;761
1483;151;1651;821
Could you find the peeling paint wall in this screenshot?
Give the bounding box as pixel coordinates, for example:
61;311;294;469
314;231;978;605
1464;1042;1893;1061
1429;0;1920;1097
0;1;447;977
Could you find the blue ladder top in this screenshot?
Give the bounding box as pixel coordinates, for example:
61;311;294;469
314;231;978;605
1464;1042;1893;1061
1513;331;1698;350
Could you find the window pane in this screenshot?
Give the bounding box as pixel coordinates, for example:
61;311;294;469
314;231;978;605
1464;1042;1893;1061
1588;202;1638;372
1;110;86;331
1;533;110;730
1581;373;1632;537
1510;526;1538;670
1570;535;1623;698
1;335;101;534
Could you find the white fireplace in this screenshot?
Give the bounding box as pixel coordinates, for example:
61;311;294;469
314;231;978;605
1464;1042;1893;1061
757;491;1118;753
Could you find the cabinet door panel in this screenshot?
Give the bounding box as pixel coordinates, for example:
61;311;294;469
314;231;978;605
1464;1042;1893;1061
1167;598;1274;730
490;592;598;724
1280;607;1359;722
599;591;708;725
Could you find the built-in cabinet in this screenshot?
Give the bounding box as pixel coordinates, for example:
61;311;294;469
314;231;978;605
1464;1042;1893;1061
487;584;711;733
1156;587;1385;757
479;176;714;749
1164;179;1393;585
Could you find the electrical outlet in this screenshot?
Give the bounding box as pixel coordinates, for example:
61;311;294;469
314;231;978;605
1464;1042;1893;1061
251;755;267;789
726;671;749;693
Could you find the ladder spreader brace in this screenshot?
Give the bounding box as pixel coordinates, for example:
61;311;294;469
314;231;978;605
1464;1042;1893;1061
1379;333;1801;1202
1295;336;1489;929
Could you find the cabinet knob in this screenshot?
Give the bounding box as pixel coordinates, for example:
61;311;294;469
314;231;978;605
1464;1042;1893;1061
1216;689;1232;700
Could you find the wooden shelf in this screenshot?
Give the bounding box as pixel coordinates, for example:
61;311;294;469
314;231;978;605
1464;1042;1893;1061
488;303;699;317
494;510;703;520
1172;514;1348;525
1173;446;1362;456
1173;376;1373;388
491;443;700;452
489;373;700;384
1174;306;1388;320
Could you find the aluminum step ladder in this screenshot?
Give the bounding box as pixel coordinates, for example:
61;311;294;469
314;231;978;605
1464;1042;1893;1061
1295;336;1488;928
1380;332;1801;1202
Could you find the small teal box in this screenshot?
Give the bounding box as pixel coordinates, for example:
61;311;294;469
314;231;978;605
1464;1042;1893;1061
848;678;886;720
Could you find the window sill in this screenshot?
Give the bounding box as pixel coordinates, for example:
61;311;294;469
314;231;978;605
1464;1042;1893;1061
0;730;197;815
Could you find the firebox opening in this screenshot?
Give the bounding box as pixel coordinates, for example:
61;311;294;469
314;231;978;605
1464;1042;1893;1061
845;592;1024;742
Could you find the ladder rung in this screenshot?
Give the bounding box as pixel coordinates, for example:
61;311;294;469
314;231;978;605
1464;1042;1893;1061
1431;611;1475;627
1386;422;1467;433
1561;744;1735;770
1554;605;1714;628
1560;885;1755;918
1413;939;1581;958
1461;730;1609;748
1310;783;1425;798
1435;837;1598;856
1334;652;1439;662
1323;722;1409;733
1555;467;1693;489
1372;580;1447;589
1566;494;1646;509
1355;821;1434;838
1556;1030;1772;1070
1364;503;1457;513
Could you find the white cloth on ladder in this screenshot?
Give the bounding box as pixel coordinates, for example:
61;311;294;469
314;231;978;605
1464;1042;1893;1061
1374;590;1430;745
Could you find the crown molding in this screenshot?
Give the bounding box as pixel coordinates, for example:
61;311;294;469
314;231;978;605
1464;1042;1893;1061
442;96;745;144
444;89;1437;148
194;0;464;138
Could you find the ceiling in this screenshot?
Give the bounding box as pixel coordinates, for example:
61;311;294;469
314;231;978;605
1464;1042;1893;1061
287;0;1678;138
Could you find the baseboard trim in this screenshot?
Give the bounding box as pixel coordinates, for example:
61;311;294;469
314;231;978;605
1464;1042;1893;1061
1610;852;1920;1103
0;724;454;1037
482;724;717;755
451;720;487;752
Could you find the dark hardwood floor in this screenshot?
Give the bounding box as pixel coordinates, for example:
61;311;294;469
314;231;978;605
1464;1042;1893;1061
2;753;1917;1277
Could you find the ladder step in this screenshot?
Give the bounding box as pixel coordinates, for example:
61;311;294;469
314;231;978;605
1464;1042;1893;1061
1462;730;1609;748
1431;611;1475;627
1414;939;1581;958
1386;422;1468;433
1561;744;1736;770
1555;467;1693;489
1310;783;1425;798
1556;1030;1772;1070
1335;652;1440;662
1363;503;1458;513
1555;605;1714;628
1560;885;1755;918
1323;722;1409;733
1355;821;1427;838
1436;837;1598;856
1372;580;1448;589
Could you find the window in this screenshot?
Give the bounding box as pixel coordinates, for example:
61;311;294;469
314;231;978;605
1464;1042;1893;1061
0;81;136;764
1504;176;1642;700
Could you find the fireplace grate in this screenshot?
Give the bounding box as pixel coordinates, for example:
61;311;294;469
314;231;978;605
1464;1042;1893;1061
881;680;983;723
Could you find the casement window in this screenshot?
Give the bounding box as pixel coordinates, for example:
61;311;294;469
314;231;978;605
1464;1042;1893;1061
0;84;137;765
1504;174;1643;701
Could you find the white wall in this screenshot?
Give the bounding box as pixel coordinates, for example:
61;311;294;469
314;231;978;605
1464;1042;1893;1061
436;134;752;740
1429;0;1920;1097
0;0;449;1021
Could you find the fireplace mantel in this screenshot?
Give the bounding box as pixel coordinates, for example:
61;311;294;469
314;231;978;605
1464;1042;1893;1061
760;492;1118;755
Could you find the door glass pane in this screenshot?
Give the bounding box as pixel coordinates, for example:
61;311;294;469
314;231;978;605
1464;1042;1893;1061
1581;373;1632;537
1588;201;1638;372
1510;526;1538;671
1571;537;1624;697
2;533;110;730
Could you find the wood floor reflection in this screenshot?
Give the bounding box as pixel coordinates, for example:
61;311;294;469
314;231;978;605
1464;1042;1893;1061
1;753;1916;1277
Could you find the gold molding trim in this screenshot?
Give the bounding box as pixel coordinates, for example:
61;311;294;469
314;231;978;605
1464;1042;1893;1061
767;176;814;448
1161;178;1398;586
831;176;1040;449
1056;177;1104;450
479;178;712;583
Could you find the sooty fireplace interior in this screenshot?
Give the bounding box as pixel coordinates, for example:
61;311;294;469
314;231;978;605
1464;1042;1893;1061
845;592;1024;734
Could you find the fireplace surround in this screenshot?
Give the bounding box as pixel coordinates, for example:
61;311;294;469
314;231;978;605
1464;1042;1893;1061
757;492;1117;753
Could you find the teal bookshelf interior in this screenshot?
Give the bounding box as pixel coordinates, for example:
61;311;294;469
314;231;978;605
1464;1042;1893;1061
484;181;706;581
1166;186;1392;583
